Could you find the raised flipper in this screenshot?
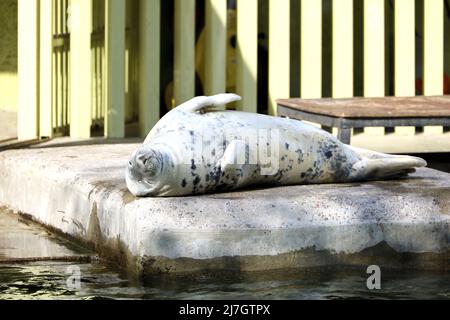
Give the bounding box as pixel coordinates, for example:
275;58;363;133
348;146;427;180
177;93;242;113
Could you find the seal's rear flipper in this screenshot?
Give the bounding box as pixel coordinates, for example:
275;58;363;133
178;93;242;113
348;146;427;181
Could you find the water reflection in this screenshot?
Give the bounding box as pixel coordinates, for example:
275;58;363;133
0;262;449;300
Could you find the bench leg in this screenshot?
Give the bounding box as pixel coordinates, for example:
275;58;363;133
337;128;351;144
321;125;333;133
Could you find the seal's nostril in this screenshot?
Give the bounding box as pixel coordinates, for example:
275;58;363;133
128;161;132;166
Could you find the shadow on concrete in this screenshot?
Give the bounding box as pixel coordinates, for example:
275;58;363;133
28;137;142;149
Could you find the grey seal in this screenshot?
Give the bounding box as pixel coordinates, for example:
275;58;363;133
126;93;426;196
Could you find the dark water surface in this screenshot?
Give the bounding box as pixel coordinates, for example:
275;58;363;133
0;261;449;300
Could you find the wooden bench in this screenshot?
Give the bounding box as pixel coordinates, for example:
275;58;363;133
277;96;450;144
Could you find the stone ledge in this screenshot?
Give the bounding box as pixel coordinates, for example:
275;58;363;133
0;142;449;275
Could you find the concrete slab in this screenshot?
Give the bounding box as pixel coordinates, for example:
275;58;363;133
0;142;449;275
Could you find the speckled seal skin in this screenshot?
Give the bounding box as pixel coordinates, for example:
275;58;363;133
126;93;427;197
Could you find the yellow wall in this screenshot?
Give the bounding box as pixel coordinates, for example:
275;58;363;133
0;0;18;112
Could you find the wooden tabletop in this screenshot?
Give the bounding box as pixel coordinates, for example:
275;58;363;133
277;95;450;118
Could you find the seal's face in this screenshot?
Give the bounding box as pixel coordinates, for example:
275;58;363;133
126;146;165;196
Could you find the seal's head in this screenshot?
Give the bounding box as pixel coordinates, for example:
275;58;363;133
126;146;168;197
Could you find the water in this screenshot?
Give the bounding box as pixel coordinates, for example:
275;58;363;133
0;208;449;300
0;261;449;300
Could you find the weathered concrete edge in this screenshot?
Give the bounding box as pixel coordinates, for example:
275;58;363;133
0;152;449;275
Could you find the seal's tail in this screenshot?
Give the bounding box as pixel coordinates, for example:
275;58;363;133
348;146;427;180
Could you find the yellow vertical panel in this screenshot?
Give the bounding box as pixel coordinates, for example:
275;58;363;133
204;0;227;96
364;0;385;136
52;52;57;129
58;51;64;129
236;0;258;112
69;0;92;138
105;0;125;138
40;0;53;138
332;0;353;98
139;0;160;136
301;0;322;99
394;0;415;136
423;0;444;135
18;0;39;140
268;0;290;115
174;0;196;105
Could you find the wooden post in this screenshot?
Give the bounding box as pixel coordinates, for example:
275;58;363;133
105;0;126;138
301;0;322;99
18;0;39;140
69;0;92;138
174;0;195;105
332;0;353;98
139;0;160;136
204;0;227;97
268;0;290;115
394;0;415;136
40;0;53;138
423;0;443;135
236;0;258;112
364;0;385;136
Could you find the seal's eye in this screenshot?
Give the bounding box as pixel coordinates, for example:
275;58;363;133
128;161;132;166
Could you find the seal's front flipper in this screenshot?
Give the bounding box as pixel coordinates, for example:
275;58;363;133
178;93;242;113
216;140;247;186
348;146;427;181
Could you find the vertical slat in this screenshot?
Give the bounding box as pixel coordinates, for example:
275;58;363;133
139;0;161;136
364;0;385;136
59;49;64;130
69;0;92;138
18;0;39;140
236;0;258;112
301;0;322;99
174;0;196;105
423;0;444;135
63;49;68;128
40;0;53;138
204;0;227;96
332;0;353;98
268;0;290;115
394;0;415;136
105;0;126;138
52;51;57;129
